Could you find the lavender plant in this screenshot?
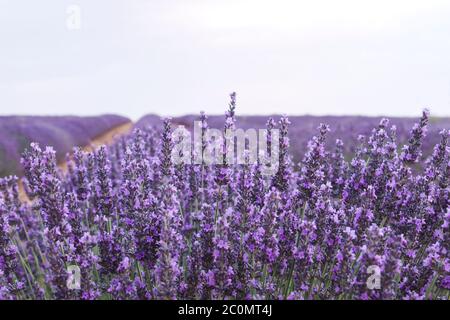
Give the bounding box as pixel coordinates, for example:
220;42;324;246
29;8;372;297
0;95;449;300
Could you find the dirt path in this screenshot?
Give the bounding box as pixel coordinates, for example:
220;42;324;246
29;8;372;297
58;121;133;172
83;121;134;151
18;121;134;202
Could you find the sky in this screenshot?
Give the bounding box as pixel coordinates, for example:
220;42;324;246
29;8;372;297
1;0;450;120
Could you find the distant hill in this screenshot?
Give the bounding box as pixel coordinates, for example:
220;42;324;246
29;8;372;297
0;115;130;177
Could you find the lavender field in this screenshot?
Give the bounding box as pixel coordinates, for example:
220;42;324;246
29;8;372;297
0;115;130;177
0;96;449;300
138;113;450;165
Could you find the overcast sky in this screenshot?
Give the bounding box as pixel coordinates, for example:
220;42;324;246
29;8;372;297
1;0;450;120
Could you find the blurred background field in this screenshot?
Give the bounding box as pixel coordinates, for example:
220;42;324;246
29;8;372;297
0;115;130;177
2;112;450;178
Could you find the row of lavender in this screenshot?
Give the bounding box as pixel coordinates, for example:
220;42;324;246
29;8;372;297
0;98;449;299
0;115;130;177
137;113;450;165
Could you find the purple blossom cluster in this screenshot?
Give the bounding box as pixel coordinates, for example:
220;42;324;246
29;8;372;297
0;95;449;300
